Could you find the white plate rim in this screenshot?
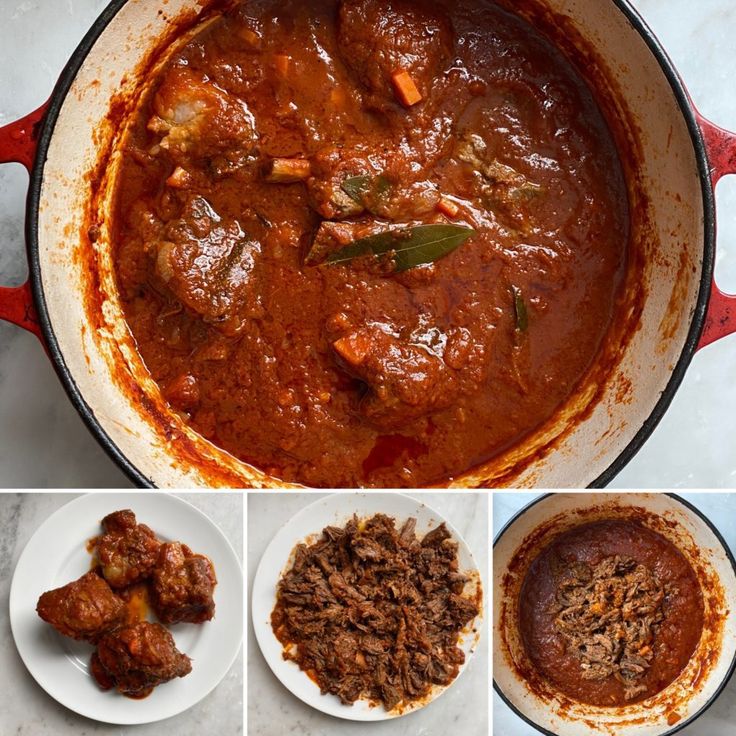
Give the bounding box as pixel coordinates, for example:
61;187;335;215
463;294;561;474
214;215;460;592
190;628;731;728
251;492;484;722
8;492;243;725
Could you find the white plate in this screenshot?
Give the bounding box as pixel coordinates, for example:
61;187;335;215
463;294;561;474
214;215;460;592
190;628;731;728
9;492;243;725
252;492;484;721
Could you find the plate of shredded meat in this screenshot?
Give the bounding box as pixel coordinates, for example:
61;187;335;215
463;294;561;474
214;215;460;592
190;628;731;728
252;493;483;720
9;493;243;725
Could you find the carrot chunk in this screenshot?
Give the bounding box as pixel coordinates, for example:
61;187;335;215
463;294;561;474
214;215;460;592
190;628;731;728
264;158;312;183
391;70;423;107
166;166;193;189
436;196;460;218
239;27;262;50
333;332;373;367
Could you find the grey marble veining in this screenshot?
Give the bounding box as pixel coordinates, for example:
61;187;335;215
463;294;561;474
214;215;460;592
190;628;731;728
0;492;244;735
247;492;490;736
493;493;736;735
0;0;735;487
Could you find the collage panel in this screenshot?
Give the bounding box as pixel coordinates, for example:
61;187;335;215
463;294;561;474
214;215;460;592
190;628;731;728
0;0;732;494
1;492;243;734
1;0;736;734
493;492;736;736
247;492;489;735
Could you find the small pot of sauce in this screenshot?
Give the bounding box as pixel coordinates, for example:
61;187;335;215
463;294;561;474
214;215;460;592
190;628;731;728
494;493;736;735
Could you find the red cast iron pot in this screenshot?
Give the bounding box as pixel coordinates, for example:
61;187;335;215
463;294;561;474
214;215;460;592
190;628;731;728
0;0;735;488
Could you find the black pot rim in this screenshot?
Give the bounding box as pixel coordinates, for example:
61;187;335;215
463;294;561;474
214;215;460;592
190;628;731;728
24;0;715;490
492;492;736;736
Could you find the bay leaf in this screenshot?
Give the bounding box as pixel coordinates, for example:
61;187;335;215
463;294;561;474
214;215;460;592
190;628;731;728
340;176;372;203
512;285;528;332
324;224;475;272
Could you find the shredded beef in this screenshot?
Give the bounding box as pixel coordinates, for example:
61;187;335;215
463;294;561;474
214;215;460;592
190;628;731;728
271;514;479;711
553;555;674;701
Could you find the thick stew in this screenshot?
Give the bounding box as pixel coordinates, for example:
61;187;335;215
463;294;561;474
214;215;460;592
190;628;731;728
519;520;704;706
112;0;628;487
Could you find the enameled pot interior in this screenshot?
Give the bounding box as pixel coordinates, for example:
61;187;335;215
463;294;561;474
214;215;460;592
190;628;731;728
30;0;710;487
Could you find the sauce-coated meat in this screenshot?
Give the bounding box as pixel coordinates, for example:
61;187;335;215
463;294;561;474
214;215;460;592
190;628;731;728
153;195;261;330
36;571;126;643
151;542;217;624
337;0;453;110
35;510;217;702
96;510;162;588
91;621;192;698
148;64;257;166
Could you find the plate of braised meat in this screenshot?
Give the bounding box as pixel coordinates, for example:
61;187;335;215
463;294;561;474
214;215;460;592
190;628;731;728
252;493;483;720
9;493;243;724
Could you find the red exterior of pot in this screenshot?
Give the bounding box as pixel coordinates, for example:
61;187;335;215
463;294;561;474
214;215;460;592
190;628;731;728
0;102;48;341
697;114;736;350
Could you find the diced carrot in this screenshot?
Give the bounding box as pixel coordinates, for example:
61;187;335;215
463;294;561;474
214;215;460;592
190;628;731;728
436;196;460;218
239;27;262;50
166;166;193;189
273;54;291;78
277;388;297;407
264;158;312;183
333;332;373;367
391;70;423;107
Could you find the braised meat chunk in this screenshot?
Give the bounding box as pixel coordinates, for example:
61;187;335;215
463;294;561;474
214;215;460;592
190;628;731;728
91;621;192;698
151;542;217;624
36;509;219;703
96;510;162;588
148;64;257;165
306;148;385;221
153;195;261;331
271;514;479;711
337;0;453;110
36;571;126;643
332;326;458;428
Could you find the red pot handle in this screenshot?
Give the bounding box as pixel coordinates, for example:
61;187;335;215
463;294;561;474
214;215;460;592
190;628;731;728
0;102;49;340
697;114;736;350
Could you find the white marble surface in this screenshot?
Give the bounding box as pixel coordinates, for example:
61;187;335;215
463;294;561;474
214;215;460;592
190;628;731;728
1;0;736;488
0;491;244;734
247;492;490;736
492;492;736;735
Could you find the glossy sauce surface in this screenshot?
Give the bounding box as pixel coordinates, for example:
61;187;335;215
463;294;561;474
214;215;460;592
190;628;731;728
112;0;628;487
